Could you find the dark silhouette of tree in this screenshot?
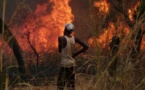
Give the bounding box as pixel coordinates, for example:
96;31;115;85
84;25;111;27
23;24;39;69
21;14;46;69
0;18;25;74
108;36;120;76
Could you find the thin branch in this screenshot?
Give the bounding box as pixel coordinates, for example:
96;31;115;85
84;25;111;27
109;0;123;13
24;24;39;69
109;0;133;27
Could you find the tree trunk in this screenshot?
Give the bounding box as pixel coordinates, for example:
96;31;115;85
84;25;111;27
0;18;25;74
108;36;120;76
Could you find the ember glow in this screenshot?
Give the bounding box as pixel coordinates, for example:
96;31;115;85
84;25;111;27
128;1;140;21
94;0;110;14
14;0;74;52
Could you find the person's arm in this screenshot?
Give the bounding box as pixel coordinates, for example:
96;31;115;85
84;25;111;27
58;36;67;53
72;37;89;58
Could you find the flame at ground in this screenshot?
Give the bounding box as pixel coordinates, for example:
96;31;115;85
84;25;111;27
89;0;141;50
88;0;130;48
14;0;74;53
88;20;130;49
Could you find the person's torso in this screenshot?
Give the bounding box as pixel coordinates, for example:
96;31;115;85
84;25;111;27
61;35;76;67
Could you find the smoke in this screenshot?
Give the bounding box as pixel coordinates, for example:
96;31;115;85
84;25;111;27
0;0;52;23
70;0;91;40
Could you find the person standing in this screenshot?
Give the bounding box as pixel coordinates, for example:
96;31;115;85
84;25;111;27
57;23;88;90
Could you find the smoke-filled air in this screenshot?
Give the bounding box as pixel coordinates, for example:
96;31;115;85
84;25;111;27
1;0;145;90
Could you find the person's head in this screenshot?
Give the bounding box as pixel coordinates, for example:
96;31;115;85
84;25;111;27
64;23;75;35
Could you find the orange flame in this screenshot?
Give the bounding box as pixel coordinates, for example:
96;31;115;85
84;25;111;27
88;19;130;49
128;1;140;21
14;0;74;53
94;0;110;14
89;0;140;50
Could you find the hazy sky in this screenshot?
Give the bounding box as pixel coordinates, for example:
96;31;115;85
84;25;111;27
0;0;17;21
0;0;48;23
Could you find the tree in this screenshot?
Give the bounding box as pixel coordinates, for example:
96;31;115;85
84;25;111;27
21;13;46;69
0;18;25;73
23;16;39;69
108;36;120;76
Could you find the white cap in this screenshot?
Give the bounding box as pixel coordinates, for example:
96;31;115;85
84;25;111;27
65;23;75;31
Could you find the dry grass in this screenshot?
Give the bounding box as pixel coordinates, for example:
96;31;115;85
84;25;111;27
10;73;96;90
